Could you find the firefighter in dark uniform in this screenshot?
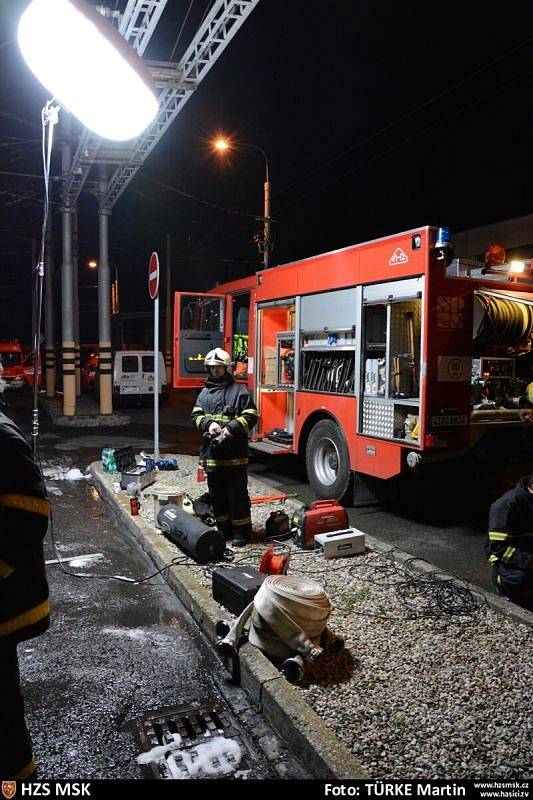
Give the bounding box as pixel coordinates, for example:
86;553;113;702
191;348;258;546
486;473;533;610
0;364;50;778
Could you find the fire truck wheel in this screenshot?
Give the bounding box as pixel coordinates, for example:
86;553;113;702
306;419;351;502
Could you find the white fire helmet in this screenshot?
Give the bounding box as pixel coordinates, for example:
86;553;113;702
204;348;232;371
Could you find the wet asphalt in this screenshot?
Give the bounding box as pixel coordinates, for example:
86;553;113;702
6;393;302;780
5;385;514;778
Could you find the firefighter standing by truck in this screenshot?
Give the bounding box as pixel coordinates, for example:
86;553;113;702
191;348;258;546
486;474;533;610
0;363;51;778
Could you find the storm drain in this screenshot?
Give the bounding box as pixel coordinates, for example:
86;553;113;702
131;701;253;779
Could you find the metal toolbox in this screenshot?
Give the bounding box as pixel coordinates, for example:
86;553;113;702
120;466;156;492
314;528;366;558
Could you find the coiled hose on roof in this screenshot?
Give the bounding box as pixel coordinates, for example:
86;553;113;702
473;294;533;347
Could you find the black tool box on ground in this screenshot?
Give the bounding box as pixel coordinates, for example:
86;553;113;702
212;566;265;615
265;510;291;541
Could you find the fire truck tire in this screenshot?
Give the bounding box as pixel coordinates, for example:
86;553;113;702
305;419;351;502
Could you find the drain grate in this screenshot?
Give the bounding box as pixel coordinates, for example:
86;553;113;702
131;701;252;779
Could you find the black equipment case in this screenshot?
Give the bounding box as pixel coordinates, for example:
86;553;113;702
157;504;225;563
265;510;291;541
212;566;265;615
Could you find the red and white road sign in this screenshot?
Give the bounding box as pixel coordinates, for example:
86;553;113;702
148;251;159;300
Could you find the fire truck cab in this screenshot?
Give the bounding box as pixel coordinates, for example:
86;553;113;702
174;226;533;502
173;275;256;389
0;341;41;389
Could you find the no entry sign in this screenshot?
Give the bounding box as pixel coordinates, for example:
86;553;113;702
148;251;159;300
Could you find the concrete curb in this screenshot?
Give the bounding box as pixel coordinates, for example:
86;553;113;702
90;461;366;780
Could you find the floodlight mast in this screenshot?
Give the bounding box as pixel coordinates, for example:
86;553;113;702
18;0;160;454
31;101;60;458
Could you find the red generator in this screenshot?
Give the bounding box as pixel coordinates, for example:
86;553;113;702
291;499;349;549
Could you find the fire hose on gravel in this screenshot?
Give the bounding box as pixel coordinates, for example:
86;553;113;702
216;574;344;684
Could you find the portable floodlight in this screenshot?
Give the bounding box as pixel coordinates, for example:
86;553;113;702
18;0;158;141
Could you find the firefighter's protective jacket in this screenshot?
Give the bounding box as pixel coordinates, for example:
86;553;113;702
0;412;50;643
191;374;258;468
486;476;533;579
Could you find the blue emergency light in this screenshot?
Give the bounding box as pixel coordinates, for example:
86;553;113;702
435;227;452;248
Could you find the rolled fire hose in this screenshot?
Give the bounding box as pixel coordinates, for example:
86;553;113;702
473;294;533;346
217;575;332;682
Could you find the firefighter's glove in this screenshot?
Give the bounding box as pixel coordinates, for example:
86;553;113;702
208;422;222;435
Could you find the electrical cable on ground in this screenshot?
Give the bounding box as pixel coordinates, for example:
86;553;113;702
232;544;487;623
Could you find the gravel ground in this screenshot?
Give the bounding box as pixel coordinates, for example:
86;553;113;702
128;455;532;781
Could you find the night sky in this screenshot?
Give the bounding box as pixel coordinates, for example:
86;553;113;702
1;0;532;343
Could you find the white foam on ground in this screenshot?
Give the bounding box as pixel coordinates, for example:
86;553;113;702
68;554;105;568
42;466;88;481
102;627;149;640
137;733;183;765
137;734;242;779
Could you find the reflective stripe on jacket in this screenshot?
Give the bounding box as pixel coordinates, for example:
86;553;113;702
191;374;258;468
0;412;50;643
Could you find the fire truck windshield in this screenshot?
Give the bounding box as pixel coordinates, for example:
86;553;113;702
0;351;22;367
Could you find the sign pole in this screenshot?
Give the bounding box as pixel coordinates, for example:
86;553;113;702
154;291;160;463
149;252;160;463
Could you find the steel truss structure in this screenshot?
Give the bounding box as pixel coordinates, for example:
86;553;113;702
65;0;260;209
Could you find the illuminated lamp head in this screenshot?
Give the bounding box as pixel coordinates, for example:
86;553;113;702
18;0;158;141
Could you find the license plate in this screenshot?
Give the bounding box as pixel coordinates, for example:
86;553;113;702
429;414;468;427
121;386;140;394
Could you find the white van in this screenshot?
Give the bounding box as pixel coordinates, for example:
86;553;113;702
112;351;167;407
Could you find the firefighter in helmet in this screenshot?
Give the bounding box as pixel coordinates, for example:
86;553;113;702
191;348;258;546
486;473;533;610
0;363;50;778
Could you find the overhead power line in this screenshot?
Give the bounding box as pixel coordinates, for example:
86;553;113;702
0;168;51;179
144;175;264;220
276;67;533;216
0;137;40;146
133;188;255;245
169;0;196;61
274;35;533;203
0;108;41;131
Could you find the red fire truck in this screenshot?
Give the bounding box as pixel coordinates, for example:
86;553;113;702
173;226;533;502
0;340;43;390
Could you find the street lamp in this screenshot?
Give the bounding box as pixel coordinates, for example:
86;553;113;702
88;259;119;314
213;137;271;268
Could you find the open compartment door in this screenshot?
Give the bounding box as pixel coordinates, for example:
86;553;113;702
173;292;225;388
